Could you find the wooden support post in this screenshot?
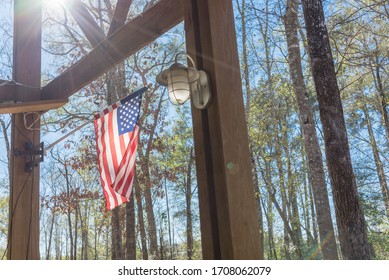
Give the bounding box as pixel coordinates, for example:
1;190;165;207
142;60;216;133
184;0;262;259
8;0;42;260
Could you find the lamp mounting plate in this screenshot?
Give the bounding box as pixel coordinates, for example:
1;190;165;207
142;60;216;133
191;70;212;110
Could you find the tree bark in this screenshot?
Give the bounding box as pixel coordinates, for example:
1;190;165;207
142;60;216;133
63;163;74;260
263;159;278;260
134;178;148;260
126;194;137;259
186;148;194;260
282;115;305;259
274;133;293;259
301;0;373;259
252;158;265;260
164;175;173;259
46;211;55;260
283;0;338;260
373;62;389;146
111;207;122;259
143;178;158;259
362;104;389;216
137;93;165;260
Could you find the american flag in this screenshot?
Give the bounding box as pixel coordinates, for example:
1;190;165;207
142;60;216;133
94;87;146;210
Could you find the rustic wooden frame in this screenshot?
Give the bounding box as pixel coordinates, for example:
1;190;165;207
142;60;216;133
5;0;261;260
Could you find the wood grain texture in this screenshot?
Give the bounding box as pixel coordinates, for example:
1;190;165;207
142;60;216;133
0;84;40;103
185;0;262;259
108;0;133;36
184;0;220;259
0;99;67;114
8;0;42;260
42;0;183;100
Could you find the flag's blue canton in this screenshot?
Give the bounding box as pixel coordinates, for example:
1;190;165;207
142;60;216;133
117;94;141;135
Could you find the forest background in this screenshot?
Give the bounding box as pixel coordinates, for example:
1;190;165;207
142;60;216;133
0;0;388;260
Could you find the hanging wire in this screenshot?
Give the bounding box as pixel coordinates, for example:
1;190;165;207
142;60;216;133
23;112;41;131
26;140;36;259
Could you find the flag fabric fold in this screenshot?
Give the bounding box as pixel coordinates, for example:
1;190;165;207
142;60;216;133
94;87;147;210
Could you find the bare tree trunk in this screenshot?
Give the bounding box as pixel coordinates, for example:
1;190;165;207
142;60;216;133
236;0;251;114
78;203;89;260
279;113;305;259
186;148;194;260
137;93;164;260
301;155;315;247
362;104;389;216
105;225;110;259
55;221;61;260
159;227;165;260
301;0;373;259
274;134;292;259
283;0;338;260
252;160;265;260
265;194;277;260
164;176;173;259
73;203;79;260
126;194;136;259
263;160;278;260
308;177;319;247
63;163;74;260
373;62;389;146
111;208;122;260
143;177;158;259
94;224;98;260
134;180;148;260
46;211;55;260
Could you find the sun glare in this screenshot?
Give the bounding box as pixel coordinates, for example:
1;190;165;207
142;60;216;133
43;0;68;9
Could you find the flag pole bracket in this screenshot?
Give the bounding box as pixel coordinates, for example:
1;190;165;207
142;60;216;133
14;141;44;172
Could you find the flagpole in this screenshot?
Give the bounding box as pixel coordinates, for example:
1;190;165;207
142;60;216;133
44;119;92;154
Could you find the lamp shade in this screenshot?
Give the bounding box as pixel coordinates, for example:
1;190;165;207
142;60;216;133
156;62;199;105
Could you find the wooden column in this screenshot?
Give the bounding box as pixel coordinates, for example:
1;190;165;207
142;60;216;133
8;0;42;260
184;0;262;259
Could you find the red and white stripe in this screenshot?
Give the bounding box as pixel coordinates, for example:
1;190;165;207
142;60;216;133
94;106;138;210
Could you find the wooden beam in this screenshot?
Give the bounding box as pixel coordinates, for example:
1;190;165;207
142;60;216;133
8;0;42;260
183;0;219;260
107;0;133;36
0;82;40;103
67;0;106;47
0;99;68;114
185;0;262;259
42;0;183;100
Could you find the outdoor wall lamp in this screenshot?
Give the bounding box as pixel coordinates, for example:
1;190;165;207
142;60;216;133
156;53;212;110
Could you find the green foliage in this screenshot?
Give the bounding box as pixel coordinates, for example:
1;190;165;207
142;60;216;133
369;230;389;260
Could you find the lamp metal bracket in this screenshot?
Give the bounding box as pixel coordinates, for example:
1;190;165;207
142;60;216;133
191;70;212;110
14;141;44;172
